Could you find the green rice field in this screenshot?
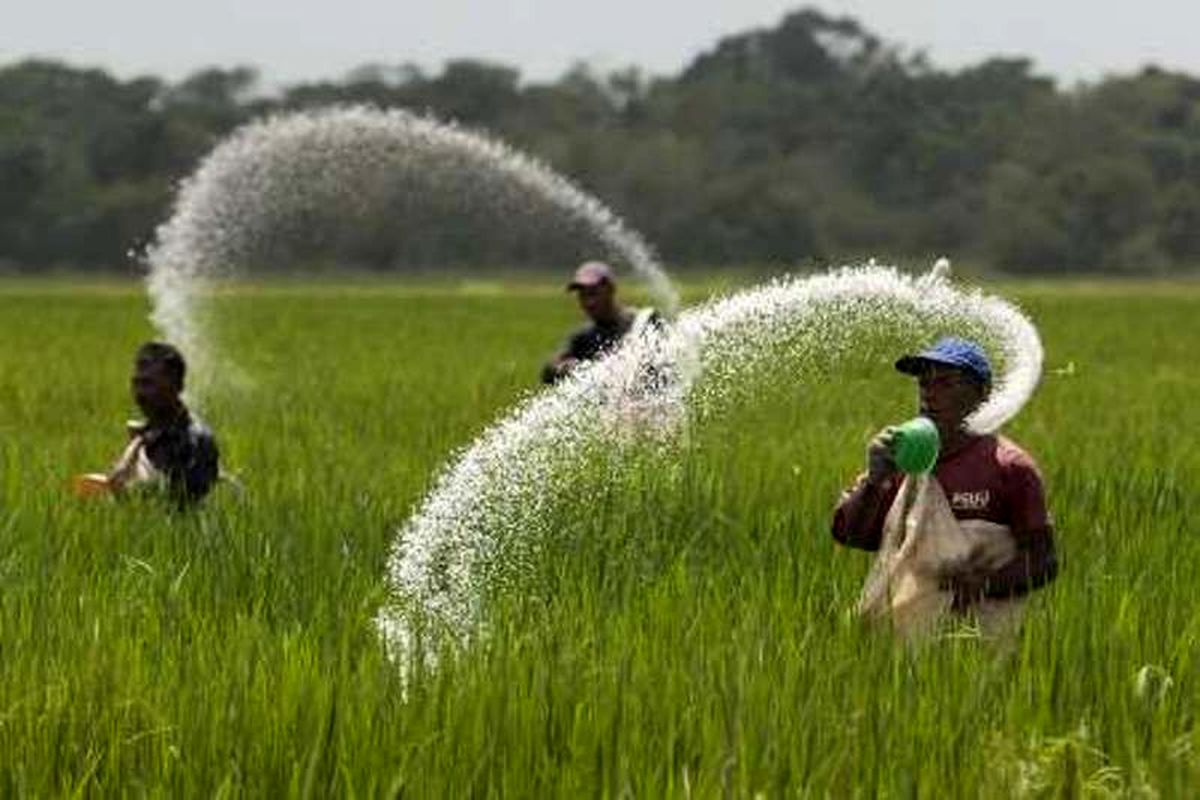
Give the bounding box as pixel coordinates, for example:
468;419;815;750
0;276;1196;796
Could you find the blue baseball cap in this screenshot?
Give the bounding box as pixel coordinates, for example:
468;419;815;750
895;337;992;385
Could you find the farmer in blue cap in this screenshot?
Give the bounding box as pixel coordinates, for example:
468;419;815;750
832;337;1058;613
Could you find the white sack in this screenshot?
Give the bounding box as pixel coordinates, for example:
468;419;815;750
857;474;1019;638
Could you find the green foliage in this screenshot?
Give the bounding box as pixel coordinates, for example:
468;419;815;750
3;9;1200;272
0;277;1198;794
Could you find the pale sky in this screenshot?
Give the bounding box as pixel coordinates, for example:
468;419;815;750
3;0;1197;87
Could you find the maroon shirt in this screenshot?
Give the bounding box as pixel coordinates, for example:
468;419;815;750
832;434;1058;602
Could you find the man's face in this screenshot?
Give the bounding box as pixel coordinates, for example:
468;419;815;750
132;359;179;419
917;363;986;435
574;281;616;322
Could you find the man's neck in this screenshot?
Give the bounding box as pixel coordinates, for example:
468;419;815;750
146;402;188;429
593;305;629;328
939;427;979;458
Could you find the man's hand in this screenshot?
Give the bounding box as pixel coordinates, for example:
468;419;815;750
937;544;994;610
944;572;989;612
551;356;580;380
542;355;580;385
866;427;899;484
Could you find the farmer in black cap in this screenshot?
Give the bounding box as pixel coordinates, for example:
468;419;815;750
541;261;659;384
77;342;220;506
832;337;1058;613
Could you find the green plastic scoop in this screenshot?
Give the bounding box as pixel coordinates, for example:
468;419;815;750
891;416;940;474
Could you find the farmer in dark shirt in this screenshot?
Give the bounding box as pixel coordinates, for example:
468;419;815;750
832;337;1058;611
541;261;659;384
106;342;220;505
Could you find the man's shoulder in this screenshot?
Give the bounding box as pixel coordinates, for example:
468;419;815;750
186;415;219;452
993;434;1043;477
568;323;602;344
639;307;665;328
952;434;1041;476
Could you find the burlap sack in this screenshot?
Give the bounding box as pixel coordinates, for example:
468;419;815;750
856;474;1020;639
110;436;166;490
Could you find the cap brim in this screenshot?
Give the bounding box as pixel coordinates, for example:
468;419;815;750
895;353;951;375
566;279;605;291
895;353;990;385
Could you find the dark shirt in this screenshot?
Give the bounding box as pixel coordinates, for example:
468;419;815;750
141;410;220;505
566;316;633;361
542;308;661;384
832;433;1058;602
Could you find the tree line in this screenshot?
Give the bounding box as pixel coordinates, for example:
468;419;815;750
3;8;1200;274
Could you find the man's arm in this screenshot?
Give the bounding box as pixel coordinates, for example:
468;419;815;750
831;427;900;551
832;476;898;550
948;456;1058;608
542;328;592;384
182;432;220;503
948;526;1058;609
541;351;579;384
161;428;220;505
